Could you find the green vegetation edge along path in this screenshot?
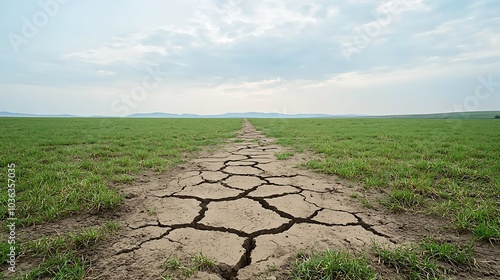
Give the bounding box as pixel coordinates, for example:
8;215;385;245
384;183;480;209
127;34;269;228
250;118;500;241
0;118;243;226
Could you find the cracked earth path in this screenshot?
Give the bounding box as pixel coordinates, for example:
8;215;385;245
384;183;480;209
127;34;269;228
91;121;398;280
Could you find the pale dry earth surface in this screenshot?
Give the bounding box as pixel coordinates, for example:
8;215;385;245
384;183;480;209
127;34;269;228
86;121;500;279
84;121;415;279
11;121;498;279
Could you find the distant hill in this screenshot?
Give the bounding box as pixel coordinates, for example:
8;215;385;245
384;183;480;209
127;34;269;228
0;111;78;117
376;111;500;119
126;112;347;118
1;111;499;119
127;111;500;119
0;111;342;118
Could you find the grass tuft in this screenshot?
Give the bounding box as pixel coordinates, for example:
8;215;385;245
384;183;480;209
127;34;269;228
163;257;182;270
419;238;475;267
24;252;86;280
384;189;423;212
17;222;120;278
0;241;11;264
374;244;441;280
374;238;475;279
70;228;102;249
163;253;218;279
23;235;67;256
291;249;377;280
275;152;295;160
193;251;217;271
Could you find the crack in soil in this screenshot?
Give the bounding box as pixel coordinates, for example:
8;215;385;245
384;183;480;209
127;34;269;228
115;228;174;256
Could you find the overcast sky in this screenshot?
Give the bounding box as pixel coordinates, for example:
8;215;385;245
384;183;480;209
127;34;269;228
1;0;499;116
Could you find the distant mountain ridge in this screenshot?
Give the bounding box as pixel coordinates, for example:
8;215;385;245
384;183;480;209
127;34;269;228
373;111;500;119
126;112;354;118
0;111;360;118
0;111;78;117
1;111;499;119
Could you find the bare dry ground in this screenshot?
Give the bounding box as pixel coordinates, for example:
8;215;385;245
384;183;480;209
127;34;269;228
10;121;499;279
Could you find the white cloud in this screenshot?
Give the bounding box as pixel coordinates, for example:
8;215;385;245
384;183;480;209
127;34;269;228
64;41;167;65
62;25;198;65
63;1;336;66
412;13;500;57
98;70;114;75
413;17;475;38
450;49;500;62
193;1;326;43
213;78;286;96
375;0;428;14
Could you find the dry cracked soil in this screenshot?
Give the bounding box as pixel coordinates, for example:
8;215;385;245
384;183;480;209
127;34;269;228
86;121;405;280
18;121;499;279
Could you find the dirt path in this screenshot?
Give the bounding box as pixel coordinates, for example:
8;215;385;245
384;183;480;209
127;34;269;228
89;121;414;279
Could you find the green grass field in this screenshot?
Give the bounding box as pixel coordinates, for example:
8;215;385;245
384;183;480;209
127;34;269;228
1;117;498;279
0;118;242;226
251;118;500;241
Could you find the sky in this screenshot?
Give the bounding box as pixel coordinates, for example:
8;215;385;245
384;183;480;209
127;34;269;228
0;0;499;116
